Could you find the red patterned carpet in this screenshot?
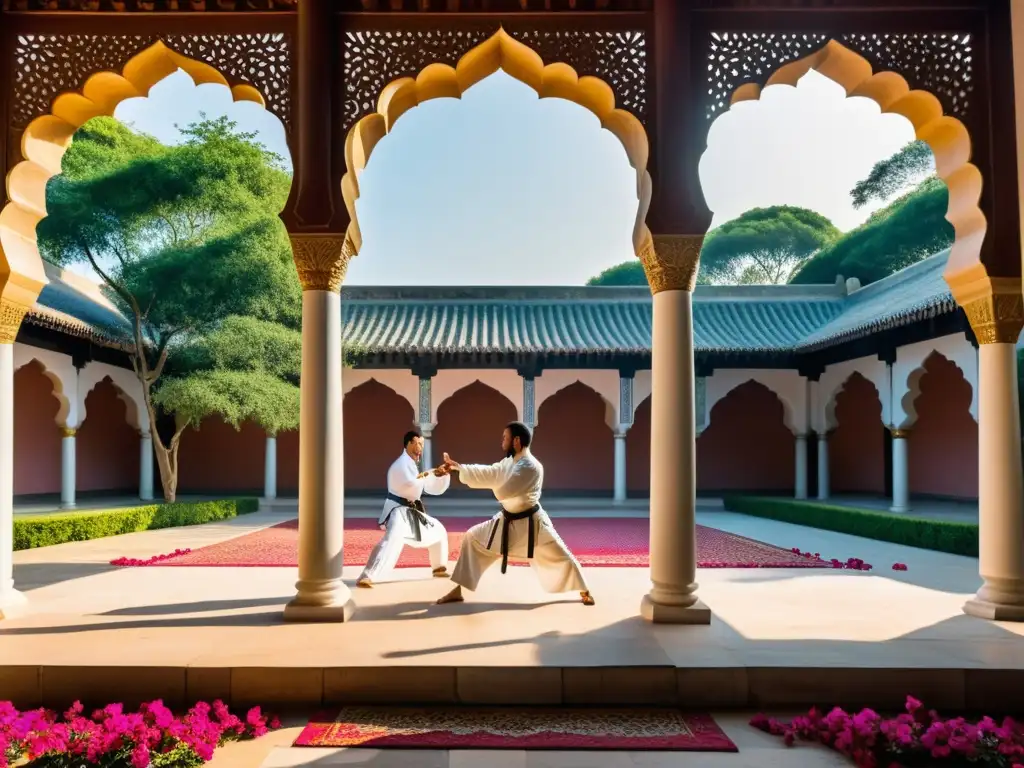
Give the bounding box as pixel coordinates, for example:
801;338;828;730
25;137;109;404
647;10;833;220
294;706;737;751
132;517;828;569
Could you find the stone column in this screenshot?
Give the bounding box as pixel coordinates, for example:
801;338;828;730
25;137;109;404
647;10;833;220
955;284;1024;620
264;434;278;501
0;301;30;620
418;375;434;470
794;433;808;500
139;431;154;501
60;427;76;509
890;428;911;513
522;375;536;429
817;431;830;501
638;234;710;624
283;233;356;623
613;429;628;502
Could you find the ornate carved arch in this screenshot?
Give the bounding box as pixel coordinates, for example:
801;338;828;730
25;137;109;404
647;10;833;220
0;41;281;339
722;40;985;322
340;28;653;260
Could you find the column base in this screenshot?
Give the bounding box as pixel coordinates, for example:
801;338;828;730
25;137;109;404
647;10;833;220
60;502;76;510
963;580;1024;622
889;505;911;513
0;588;28;621
640;594;711;625
283;581;356;623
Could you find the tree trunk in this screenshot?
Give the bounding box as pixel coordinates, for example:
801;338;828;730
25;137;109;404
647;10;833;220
152;432;178;503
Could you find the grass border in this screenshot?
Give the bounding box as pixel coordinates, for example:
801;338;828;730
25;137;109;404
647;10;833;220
721;495;978;557
13;497;259;551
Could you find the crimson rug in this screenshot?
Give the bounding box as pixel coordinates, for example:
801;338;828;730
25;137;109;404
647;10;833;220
293;707;737;751
120;517;829;569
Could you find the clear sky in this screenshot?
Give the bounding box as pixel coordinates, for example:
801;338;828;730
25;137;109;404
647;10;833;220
66;66;922;286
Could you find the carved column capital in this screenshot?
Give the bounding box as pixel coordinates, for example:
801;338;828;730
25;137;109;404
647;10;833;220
638;234;704;294
0;297;30;345
947;273;1024;345
289;231;356;292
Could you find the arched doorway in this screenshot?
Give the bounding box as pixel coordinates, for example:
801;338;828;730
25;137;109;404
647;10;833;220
533;382;614;494
698;380;794;493
343;379;417;494
909;353;978;499
432;381;518;471
829;373;885;495
13;361;61;497
77;379;140;494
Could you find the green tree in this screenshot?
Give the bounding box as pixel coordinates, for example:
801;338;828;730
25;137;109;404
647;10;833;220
587;260;648;286
699;206;841;285
791;177;953;285
37;115;301;501
850;140;934;209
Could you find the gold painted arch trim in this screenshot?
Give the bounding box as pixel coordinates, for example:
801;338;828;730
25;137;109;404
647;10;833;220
0;41;272;325
340;27;654;258
727;39;985;310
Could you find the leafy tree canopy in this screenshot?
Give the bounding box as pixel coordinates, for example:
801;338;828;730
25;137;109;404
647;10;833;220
37;113;301;500
791;176;953;286
586;260;648;287
699;205;841;285
850;140;934;210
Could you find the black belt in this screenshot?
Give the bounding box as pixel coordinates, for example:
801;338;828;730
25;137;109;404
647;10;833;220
385;492;431;542
486;504;541;574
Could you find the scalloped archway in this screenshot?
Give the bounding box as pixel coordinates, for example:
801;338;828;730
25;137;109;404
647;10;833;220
339;28;653;260
0;41;273;323
722;39;985;309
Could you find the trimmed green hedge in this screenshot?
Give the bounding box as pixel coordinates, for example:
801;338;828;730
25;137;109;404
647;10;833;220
13;498;259;551
721;495;979;557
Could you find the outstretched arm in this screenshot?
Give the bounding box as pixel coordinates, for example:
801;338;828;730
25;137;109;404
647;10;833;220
449;454;510;490
422;470;451;496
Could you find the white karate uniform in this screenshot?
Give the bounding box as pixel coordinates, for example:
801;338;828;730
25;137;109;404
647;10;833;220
450;450;589;594
358;452;451;583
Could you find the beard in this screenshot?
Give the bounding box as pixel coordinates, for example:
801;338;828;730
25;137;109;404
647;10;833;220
505;446;515;459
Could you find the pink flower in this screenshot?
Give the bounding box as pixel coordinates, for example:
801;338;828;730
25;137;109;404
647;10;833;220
892;563;908;571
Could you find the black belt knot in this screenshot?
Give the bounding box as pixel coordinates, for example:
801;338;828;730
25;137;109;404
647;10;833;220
486;504;541;574
385;492;430;541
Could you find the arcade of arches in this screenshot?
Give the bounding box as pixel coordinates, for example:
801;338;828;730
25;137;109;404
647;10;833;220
9;334;980;507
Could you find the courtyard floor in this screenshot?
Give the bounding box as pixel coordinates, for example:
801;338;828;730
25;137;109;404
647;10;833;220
2;500;1018;767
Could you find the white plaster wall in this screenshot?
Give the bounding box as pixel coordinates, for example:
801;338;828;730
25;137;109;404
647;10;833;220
705;369;809;434
534;369;620;430
342;369;420;420
429;369;524;423
13;343;80;428
632;369;652;419
818;354;891;431
78;361;149;432
891;333;978;427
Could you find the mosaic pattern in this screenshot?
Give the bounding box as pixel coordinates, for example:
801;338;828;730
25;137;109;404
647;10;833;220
705;31;974;120
417;376;431;424
133;517;832;569
295;707;736;751
522;377;536;427
342;27;647;129
10;32;292;129
619;374;633;426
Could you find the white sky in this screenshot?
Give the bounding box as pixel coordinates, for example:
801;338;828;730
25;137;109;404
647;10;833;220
62;66;921;286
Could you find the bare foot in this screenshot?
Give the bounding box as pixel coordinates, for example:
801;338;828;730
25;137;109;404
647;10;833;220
436;585;464;605
581;591;595;606
432;567;449;578
356;578;373;589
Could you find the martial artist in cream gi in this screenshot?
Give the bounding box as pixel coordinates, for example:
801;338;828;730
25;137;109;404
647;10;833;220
435;421;594;606
357;429;452;588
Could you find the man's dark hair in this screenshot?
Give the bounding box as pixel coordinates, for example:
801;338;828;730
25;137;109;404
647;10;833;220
506;420;532;449
403;429;422;447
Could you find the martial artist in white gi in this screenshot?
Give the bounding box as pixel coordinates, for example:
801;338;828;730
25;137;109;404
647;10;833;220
356;429;452;588
435;421;594;606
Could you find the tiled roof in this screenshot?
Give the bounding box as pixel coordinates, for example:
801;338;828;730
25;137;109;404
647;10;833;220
21;251;962;357
24;264;133;349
